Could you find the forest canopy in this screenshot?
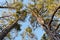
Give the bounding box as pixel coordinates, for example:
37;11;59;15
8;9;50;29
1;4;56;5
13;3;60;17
0;0;60;40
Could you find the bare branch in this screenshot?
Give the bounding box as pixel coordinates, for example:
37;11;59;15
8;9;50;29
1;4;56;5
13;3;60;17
0;15;11;18
0;6;16;9
29;8;48;29
48;6;60;30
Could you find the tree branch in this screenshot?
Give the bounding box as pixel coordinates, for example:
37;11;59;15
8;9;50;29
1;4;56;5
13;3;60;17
0;6;16;9
48;6;60;30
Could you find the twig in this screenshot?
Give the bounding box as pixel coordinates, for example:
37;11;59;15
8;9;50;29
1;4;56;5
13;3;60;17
55;24;60;31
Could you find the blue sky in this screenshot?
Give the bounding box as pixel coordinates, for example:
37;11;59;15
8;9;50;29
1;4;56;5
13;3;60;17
0;0;45;40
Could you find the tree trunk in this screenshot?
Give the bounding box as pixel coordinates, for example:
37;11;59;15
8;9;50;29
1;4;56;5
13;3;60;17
0;15;21;40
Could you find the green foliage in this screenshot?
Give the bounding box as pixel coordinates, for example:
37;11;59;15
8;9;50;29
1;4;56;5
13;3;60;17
16;10;21;15
7;33;10;39
19;10;27;21
41;33;50;40
0;26;2;30
12;2;23;10
30;16;36;24
26;27;32;33
14;23;21;31
12;13;19;19
9;20;14;25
